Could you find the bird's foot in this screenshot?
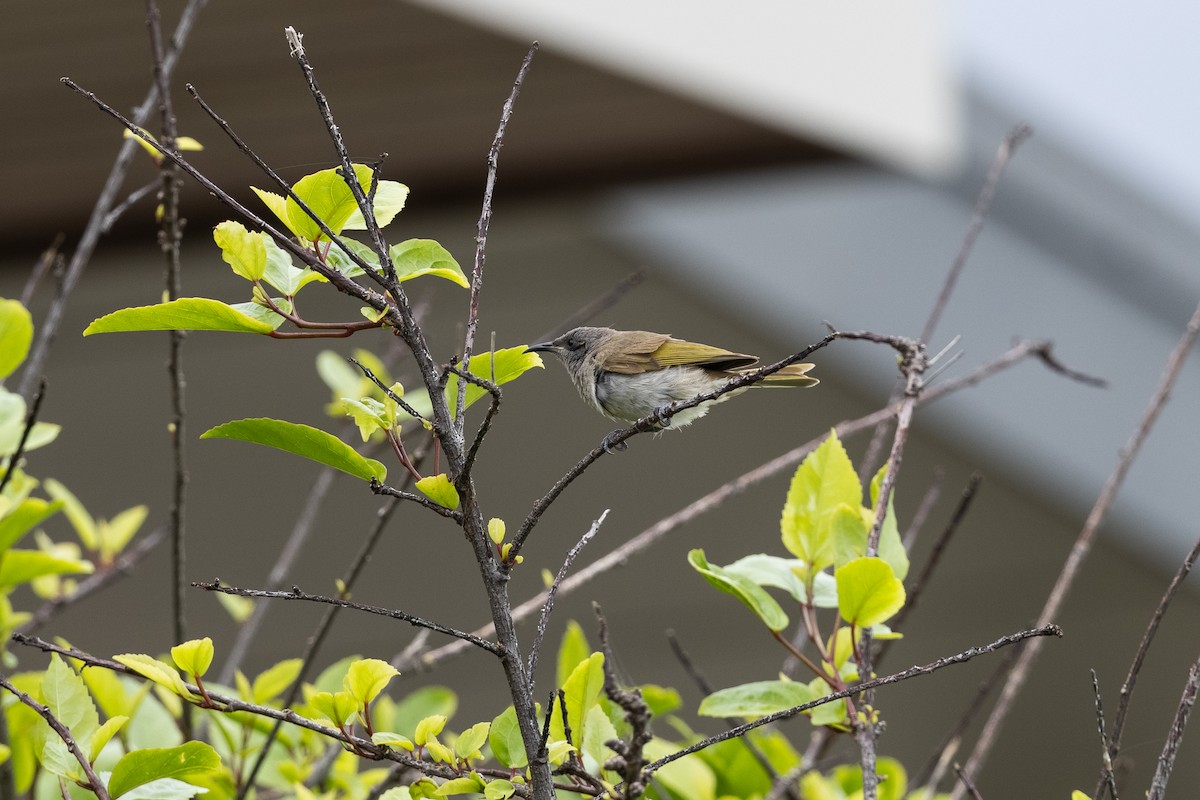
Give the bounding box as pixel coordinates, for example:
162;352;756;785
651;404;675;428
601;430;629;453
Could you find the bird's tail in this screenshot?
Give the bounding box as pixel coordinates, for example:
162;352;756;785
736;362;818;388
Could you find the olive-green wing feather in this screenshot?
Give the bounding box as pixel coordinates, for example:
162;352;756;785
602;332;761;374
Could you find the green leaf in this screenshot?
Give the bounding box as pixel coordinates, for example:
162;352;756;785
345;180;409;231
251;659;303;704
201;418;386;482
309;690;357;728
260;237;323;296
42;479;97;550
81;665;133;719
388;239;468;287
835;557;905;628
551;652;605;750
556;620;591;690
688;549;788;631
89;715;129;764
113;654;196;701
0;298;33;380
414;714;447;747
215;592;255;623
326;238;381;279
0;549;94;589
0;498;62;553
170;638;215;679
831;502;870;568
483;779;515;800
371;731;414;750
434;774;485;796
225;299;290;332
0;391;59;455
84;298;278;335
394;686;458;738
781;431;861;571
640;684;682;716
43;653;100;745
97;505;148;560
721;553;808;604
108;741;221;799
698;680;815;718
444;347;544;419
454;721;490;760
415;474;459;510
644;738;716;800
869;465;911;581
213;221;267;281
344;658;400;705
488;706;526;769
276;165;384;243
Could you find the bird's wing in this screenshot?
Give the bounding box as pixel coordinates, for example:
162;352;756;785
605;333;760;374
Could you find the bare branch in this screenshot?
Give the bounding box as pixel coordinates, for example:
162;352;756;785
1091;670;1120;800
0;675;110;800
195;580;502;656
1100;526;1200;795
0;378;47;496
19;0;209;400
1147;657;1200;800
527;512;607;692
959;296;1200;794
20;526;166;634
622;626;1062;793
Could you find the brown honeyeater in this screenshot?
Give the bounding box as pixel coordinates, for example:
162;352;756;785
528;326;817;429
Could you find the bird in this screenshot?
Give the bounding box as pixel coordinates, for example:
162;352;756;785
527;326;817;436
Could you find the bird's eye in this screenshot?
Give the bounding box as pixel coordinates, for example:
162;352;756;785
565;335;582;351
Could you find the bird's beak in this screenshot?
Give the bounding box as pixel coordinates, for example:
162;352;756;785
526;341;556;353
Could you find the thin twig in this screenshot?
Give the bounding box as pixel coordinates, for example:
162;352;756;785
0;675;111;800
100;180;160;234
860;124;1033;480
218;467;336;683
195;580;502;656
537;272;645;342
527;512;607;692
1146;657;1200;800
0;379;47;496
1091;670;1119;800
348;357;431;426
603;625;1062;796
509;332;841;561
146;2;191;733
19;234;65;307
185;84;382;282
19;0;209;401
240;437;430;797
20;526;166;634
458;42;539;437
912;642;1021;791
60;78;395;324
594;604;652;800
958;296;1200;795
953;763;984;800
667;631;796;800
902;468;944;550
371;480;464;520
284;27;394;285
922;124;1032;345
1101;526;1200;795
890;474;982;632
